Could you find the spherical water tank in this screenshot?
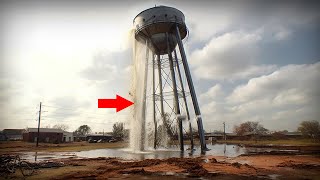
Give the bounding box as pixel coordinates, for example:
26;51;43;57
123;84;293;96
133;6;188;55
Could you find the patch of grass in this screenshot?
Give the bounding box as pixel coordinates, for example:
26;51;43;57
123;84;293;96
216;139;319;146
0;141;128;153
169;139;319;147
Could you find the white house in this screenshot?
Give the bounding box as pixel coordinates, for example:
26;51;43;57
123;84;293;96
63;131;73;142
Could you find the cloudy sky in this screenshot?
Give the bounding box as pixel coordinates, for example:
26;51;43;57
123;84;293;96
1;0;319;133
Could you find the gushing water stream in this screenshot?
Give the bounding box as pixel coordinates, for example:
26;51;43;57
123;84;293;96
129;37;148;152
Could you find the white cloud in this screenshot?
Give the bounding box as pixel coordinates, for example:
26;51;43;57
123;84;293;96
200;84;224;102
81;52;121;82
228;63;320;104
179;1;320;44
189;31;278;80
200;62;320;132
187;12;232;43
274;27;292;40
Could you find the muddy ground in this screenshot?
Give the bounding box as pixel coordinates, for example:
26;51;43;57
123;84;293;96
1;154;319;179
1;141;320;179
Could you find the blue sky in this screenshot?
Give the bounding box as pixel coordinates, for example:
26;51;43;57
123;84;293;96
0;0;319;133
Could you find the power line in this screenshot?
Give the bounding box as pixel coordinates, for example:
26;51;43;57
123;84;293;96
41;104;112;117
41;116;112;121
40;110;117;119
42;104;83;110
35;103;120;128
40;118;114;125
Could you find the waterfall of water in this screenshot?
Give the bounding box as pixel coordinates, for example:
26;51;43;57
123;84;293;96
129;37;148;152
129;35;171;152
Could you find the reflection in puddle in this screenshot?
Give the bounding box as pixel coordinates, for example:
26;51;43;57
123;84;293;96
268;174;281;180
20;143;296;162
34;151;37;162
23;151;77;162
75;148;184;160
21;144;245;162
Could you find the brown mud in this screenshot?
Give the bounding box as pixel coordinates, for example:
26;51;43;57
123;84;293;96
1;142;320;179
243;144;320;155
2;154;317;180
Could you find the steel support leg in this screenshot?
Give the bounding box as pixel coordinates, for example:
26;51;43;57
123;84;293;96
166;33;183;151
173;49;194;150
175;25;208;152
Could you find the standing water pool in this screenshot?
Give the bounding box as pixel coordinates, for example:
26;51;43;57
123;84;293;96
21;144;248;162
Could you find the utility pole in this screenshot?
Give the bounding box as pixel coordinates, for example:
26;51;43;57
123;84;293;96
223;122;226;141
36;102;42;147
103;129;105;141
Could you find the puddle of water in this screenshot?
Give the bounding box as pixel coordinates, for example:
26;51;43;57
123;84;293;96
22;151;76;162
75;144;246;160
206;144;246;157
21;144;244;162
268;174;281;180
244;147;299;154
20;143;292;162
75;148;183;160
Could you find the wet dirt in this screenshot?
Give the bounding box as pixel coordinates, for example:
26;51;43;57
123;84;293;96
7;154;314;180
277;160;320;169
2;142;320;179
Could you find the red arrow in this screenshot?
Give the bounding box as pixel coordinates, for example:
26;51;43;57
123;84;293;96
98;95;134;112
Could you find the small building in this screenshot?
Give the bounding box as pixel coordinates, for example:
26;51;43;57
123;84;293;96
205;132;224;141
205;132;247;140
0;131;7;141
63;131;73;142
2;129;24;140
86;134;113;142
23;128;64;143
73;135;86;142
284;132;303;139
225;133;242;140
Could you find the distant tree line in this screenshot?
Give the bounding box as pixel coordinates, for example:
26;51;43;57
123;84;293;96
54;119;320;142
232;120;320;141
74;125;92;136
297;120;320;139
112;122;127;140
234;121;268;136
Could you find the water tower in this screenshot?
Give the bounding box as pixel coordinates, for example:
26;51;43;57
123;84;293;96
132;6;207;152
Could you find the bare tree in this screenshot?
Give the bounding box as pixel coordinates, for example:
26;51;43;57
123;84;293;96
53;124;69;131
112;122;125;140
162;113;177;138
234;121;268;136
298;120;320;139
74;125;91;136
